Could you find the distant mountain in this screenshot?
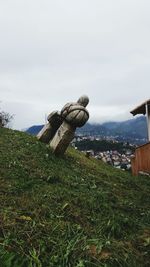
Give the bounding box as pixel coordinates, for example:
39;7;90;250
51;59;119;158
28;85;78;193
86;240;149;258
78;116;147;136
26;125;43;135
103;116;147;138
26;116;147;144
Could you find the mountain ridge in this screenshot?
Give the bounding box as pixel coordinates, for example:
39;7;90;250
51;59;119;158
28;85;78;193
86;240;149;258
26;116;147;144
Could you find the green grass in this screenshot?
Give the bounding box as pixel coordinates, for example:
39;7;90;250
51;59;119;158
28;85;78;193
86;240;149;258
0;127;150;267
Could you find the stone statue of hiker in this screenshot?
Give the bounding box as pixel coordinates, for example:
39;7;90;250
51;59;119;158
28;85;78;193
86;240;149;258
37;95;89;155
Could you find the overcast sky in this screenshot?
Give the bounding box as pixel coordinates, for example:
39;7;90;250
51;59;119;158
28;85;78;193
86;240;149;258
0;0;150;129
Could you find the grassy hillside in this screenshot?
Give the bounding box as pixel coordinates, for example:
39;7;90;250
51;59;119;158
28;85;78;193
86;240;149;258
0;128;150;267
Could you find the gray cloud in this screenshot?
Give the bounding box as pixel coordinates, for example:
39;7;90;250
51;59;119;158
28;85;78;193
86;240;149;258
0;0;150;129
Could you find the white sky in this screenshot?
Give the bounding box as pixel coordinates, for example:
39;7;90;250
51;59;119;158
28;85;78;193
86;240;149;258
0;0;150;129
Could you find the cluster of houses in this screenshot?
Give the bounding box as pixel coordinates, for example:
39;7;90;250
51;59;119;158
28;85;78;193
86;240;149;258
94;150;132;171
74;135;117;142
72;137;133;171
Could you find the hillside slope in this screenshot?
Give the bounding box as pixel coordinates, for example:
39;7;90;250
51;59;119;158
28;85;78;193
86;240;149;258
0;128;150;267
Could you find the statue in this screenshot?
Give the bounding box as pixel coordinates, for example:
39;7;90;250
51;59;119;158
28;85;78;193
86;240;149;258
37;95;89;156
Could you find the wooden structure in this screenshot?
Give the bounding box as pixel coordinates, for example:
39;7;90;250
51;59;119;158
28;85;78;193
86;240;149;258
130;99;150;175
131;142;150;176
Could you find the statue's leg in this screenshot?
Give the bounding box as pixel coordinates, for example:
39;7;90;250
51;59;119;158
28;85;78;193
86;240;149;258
49;121;75;156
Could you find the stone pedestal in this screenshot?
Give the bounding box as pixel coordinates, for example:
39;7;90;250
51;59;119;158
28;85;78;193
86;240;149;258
50;121;75;156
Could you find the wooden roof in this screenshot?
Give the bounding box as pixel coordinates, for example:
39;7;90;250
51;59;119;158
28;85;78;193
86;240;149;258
130;99;150;116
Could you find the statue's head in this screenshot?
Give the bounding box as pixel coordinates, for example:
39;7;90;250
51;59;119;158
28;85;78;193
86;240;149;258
77;95;89;107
